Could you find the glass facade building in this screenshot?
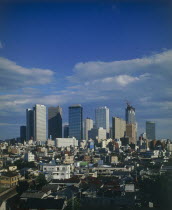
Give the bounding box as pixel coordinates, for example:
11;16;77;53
26;109;34;141
69;104;83;141
125;104;136;124
95;106;109;132
146;121;156;140
48;106;62;139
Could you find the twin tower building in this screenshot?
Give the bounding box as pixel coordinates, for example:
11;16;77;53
26;104;137;142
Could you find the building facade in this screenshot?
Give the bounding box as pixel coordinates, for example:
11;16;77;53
88;127;106;141
126;124;137;144
95;106;109;133
26;109;34;141
112;117;126;139
48;106;62;139
69;104;83;140
33;104;46;141
43;164;71;180
55;137;78;147
146;121;156;140
20;125;26;143
63;124;69;138
125;103;136;124
84;118;93;140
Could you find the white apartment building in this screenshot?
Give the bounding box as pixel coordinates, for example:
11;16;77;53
55;137;78;147
43;164;71;180
24;152;35;162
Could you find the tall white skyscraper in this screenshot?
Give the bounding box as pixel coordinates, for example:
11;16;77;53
33;104;46;141
95;106;109;132
84;118;93;140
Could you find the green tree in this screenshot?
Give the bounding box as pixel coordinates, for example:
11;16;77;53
36;173;47;189
16;180;29;194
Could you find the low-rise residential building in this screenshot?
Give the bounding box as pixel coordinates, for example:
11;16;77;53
24;151;35;162
0;172;19;187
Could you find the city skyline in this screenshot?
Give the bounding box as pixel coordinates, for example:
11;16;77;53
0;0;172;139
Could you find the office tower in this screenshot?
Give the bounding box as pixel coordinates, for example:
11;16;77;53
69;104;83;140
84;118;93;140
26;109;34;141
126;124;136;144
112;117;126;139
125;103;136;124
48;106;62;139
20;126;26;143
95;106;109;132
146;121;156;140
64;125;69;138
33;104;46;141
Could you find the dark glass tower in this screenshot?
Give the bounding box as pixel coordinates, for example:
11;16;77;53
69;104;83;140
125;103;136;124
26;109;34;140
20;126;26;143
48;106;62;139
64;125;69;138
146;121;156;140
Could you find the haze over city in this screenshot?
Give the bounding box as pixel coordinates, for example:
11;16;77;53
0;0;172;140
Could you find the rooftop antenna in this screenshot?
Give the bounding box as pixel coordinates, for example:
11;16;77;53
124;99;130;107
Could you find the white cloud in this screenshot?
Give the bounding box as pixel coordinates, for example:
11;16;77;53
68;50;172;83
0;57;54;90
0;50;172;139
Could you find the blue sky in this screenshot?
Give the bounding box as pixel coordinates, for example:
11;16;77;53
0;0;172;140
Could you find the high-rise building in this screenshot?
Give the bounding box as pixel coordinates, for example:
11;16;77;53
26;109;34;141
126;124;137;144
33;104;46;141
20;126;26;143
112;117;126;139
95;106;109;132
146;121;156;140
69;104;83;140
125;103;136;124
64;125;69;138
84;118;93;140
48;106;62;139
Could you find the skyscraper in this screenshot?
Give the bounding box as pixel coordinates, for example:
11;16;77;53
95;106;109;132
64;125;69;138
112;117;126;139
84;118;93;140
48;106;62;139
69;104;83;141
146;121;156;140
125;103;136;124
126;124;137;144
26;109;34;141
20;125;26;143
33;104;46;141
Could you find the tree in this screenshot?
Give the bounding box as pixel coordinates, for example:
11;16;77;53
36;173;47;189
16;180;29;194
